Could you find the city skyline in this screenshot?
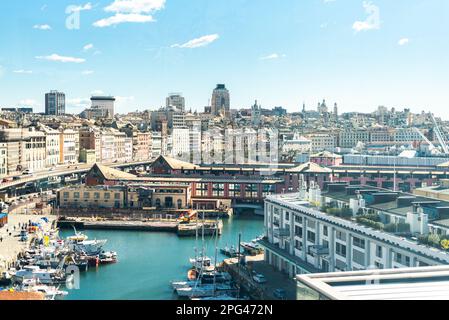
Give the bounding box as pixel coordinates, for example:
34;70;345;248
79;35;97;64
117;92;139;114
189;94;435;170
0;0;448;117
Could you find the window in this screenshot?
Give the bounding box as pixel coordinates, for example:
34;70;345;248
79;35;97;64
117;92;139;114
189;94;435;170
285;211;290;221
262;185;275;196
196;183;208;197
114;193;121;200
83;192;90;199
336;231;346;241
94;193;100;199
335;259;347;271
353;250;365;265
104;193;111;199
295;240;302;250
376;245;383;258
307;231;315;243
212;183;225;197
374;261;384;269
245;184;258;198
353;237;365;249
323;226;328;237
307;220;316;229
295;226;303;238
229;184;241;197
336;243;346;257
405;256;411;267
63;192;69;199
295;215;303;224
74;192;80;199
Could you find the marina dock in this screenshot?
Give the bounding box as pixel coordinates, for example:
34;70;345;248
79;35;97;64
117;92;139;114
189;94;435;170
0;214;57;273
57;218;223;237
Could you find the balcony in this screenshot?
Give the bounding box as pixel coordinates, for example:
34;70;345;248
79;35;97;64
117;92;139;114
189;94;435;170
274;227;290;238
309;245;330;256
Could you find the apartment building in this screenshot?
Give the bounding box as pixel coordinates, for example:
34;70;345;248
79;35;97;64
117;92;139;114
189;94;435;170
0;128;24;174
59;129;78;164
394;128;422;143
0;143;7;178
40;125;60;167
22;127;46;172
307;133;336;152
133;131;152;161
79;127;102;163
261;184;449;278
338;129;370;148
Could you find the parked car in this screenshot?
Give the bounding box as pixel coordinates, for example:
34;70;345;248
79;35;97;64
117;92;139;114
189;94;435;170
252;274;267;284
22;169;34;175
273;289;287;300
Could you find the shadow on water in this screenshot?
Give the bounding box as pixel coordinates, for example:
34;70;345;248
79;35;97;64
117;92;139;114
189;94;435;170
61;215;264;300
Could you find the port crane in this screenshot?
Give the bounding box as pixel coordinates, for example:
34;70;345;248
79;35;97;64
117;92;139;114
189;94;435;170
431;113;449;155
413;127;441;155
414;114;449;156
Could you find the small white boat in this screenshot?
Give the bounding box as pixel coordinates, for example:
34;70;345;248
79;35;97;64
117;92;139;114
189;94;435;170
176;284;233;298
171;280;197;290
12;266;72;285
20;279;69;300
191;295;238;301
66;233;107;256
189;256;215;272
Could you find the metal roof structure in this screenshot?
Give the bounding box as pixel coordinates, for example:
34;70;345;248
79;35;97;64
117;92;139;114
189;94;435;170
297;266;449;300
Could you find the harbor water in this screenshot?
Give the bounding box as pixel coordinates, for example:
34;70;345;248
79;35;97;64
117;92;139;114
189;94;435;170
60;215;264;300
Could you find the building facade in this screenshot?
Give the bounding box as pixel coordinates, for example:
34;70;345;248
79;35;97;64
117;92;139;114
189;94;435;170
45;91;65;116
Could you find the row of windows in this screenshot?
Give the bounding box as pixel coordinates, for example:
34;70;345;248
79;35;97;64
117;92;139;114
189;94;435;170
63;192;122;200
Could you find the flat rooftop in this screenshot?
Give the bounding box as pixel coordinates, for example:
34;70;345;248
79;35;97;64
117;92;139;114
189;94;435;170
297;266;449;300
323;183;449;222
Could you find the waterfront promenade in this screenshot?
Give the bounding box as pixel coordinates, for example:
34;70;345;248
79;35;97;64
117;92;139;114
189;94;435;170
0;214;56;272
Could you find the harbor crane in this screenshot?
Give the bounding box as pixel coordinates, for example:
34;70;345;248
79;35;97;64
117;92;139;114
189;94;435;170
431;113;449;155
413;127;441;155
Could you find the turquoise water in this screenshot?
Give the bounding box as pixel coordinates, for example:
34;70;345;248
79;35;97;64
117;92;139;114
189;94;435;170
60;215;264;300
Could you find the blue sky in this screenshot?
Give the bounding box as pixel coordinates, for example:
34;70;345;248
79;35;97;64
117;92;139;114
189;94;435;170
0;0;448;117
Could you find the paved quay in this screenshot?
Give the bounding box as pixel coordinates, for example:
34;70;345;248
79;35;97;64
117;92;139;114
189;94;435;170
222;254;297;300
0;214;57;272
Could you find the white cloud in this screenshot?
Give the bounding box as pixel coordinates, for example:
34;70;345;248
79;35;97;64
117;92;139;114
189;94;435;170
67;3;93;13
352;1;380;32
33;24;52;30
93;13;154;27
13;70;33;74
104;0;165;13
82;70;94;75
260;53;286;60
94;0;165;27
83;43;94;51
171;34;220;49
36;54;86;63
398;38;409;46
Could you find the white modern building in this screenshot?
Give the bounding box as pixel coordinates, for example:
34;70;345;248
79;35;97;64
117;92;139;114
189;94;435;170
261;183;449;279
